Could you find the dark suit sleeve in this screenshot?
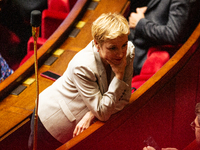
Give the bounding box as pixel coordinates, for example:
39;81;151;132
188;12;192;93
134;0;190;45
12;0;47;22
130;0;150;12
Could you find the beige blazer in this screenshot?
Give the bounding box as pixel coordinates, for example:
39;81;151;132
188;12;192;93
38;40;135;143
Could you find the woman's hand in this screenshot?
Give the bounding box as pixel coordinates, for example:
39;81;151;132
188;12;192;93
162;148;178;150
143;146;178;150
143;146;156;150
73;111;95;137
107;54;127;80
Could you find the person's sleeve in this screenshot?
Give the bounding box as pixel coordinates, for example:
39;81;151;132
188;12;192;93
72;66;129;121
135;0;190;45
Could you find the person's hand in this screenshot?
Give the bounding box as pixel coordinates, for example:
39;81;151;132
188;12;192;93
143;146;156;150
107;54;127;80
73;111;95;137
136;6;147;14
143;146;178;150
129;6;147;29
162;148;178;150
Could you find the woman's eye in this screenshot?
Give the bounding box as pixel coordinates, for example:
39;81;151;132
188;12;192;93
122;44;127;48
109;47;116;50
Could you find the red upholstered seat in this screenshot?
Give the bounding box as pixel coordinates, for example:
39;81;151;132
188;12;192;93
22;0;77;66
41;0;77;39
41;9;69;39
131;45;181;93
48;0;71;13
42;0;77;39
19;37;46;66
27;0;71;52
27;37;46;53
25;9;68;57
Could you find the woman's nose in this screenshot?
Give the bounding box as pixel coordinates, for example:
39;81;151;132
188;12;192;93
116;49;124;58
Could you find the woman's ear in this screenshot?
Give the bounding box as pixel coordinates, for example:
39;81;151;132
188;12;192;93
94;40;100;51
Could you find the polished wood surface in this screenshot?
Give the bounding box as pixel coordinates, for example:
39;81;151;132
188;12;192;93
0;0;130;143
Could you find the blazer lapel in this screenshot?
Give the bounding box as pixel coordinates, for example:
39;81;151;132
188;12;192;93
146;0;161;12
93;41;108;94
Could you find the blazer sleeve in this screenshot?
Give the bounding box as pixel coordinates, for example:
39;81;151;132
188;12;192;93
72;44;134;121
134;0;190;45
72;66;129;121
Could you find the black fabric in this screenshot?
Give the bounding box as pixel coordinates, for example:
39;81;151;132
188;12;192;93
12;0;47;23
130;0;150;13
28;109;62;150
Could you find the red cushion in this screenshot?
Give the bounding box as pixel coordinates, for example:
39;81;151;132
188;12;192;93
140;47;170;75
132;46;171;92
48;0;70;13
131;74;152;93
27;37;46;53
22;37;46;66
41;9;68;39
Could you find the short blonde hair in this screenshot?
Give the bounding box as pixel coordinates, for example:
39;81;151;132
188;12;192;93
91;12;130;45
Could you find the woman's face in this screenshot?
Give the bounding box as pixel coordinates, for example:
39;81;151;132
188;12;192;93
95;35;128;66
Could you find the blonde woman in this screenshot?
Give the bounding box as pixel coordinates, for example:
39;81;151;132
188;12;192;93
29;12;135;150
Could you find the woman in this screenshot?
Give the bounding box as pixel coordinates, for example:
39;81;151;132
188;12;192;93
29;12;135;150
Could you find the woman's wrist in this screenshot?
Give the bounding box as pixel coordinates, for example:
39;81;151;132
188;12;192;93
87;111;95;122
